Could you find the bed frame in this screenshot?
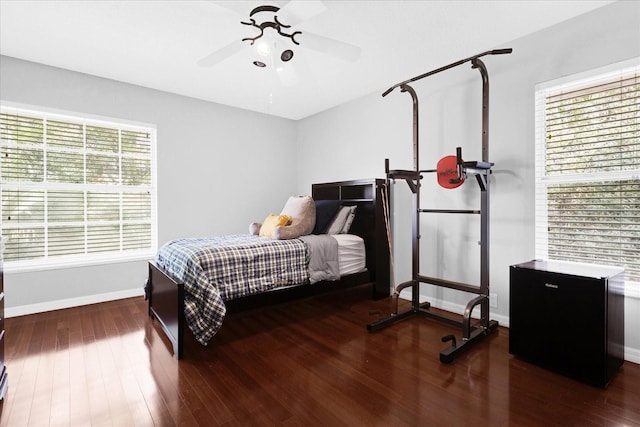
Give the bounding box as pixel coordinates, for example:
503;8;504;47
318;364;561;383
147;179;390;359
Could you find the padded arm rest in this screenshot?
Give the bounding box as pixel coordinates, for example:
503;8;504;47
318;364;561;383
249;222;262;235
462;161;494;170
274;224;307;240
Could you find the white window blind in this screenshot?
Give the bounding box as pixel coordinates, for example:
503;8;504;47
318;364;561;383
535;61;639;286
0;105;157;271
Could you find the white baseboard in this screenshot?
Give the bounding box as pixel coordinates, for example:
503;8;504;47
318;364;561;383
624;346;640;365
401;290;639;364
5;288;144;318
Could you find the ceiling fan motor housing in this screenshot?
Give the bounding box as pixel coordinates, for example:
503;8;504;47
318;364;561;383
243;5;301;67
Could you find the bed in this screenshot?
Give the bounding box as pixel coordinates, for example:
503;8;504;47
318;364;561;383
146;179;390;359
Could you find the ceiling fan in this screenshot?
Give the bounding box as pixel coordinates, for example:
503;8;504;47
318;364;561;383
198;1;361;70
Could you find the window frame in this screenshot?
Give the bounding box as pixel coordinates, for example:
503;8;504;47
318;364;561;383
534;58;640;296
0;102;158;273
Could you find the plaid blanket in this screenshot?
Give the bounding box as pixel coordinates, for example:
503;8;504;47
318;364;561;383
155;234;309;345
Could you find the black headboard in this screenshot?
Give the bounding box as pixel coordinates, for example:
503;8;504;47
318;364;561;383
312;179;390;300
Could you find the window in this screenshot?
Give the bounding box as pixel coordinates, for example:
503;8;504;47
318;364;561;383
0;105;157;271
535;60;639;287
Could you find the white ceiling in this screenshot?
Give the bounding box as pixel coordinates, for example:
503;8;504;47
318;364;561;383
0;0;614;120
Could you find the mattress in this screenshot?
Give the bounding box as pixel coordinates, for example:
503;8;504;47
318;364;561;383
334;234;366;276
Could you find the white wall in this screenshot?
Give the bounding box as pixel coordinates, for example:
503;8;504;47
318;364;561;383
0;56;298;312
1;1;638;362
295;1;640;361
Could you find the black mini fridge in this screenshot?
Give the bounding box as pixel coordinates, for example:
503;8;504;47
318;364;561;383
509;259;625;388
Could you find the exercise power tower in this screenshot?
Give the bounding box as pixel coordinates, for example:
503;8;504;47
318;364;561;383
367;49;512;363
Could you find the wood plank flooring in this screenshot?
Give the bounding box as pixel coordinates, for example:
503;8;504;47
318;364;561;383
1;284;639;426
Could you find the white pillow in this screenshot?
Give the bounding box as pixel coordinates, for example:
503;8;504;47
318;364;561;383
341;205;357;233
326;205;356;235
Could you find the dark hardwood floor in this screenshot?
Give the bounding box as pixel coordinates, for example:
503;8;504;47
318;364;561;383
1;284;638;426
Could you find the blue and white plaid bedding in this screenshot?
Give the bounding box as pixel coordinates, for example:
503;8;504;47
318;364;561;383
155;234;309;345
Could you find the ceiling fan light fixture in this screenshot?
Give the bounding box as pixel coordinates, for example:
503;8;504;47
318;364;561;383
255;40;271;57
198;2;362;71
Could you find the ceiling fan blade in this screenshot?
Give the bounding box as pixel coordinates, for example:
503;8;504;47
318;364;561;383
297;31;361;62
208;1;252;16
277;0;325;26
197;39;245;67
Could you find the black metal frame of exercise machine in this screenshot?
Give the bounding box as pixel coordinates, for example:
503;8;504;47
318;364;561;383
367;49;512;363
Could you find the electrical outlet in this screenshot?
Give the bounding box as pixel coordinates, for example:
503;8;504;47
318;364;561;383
489;293;498;308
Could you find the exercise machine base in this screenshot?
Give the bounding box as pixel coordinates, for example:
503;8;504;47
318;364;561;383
367;302;499;364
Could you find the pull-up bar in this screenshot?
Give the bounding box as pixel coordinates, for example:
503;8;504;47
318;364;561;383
382;48;512;97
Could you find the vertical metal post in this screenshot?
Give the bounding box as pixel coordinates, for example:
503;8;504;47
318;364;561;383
400;84;421;309
472;58;490;326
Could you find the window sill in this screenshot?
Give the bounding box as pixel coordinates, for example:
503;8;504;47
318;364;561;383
2;251;155;274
